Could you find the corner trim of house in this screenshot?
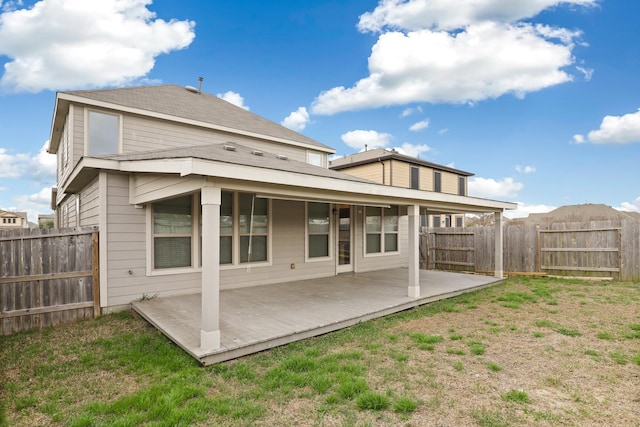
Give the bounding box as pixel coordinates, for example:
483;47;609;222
98;172;108;308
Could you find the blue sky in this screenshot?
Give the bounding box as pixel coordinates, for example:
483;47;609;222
1;0;639;222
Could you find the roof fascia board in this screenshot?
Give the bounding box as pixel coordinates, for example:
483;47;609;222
73;156;515;212
57;93;336;154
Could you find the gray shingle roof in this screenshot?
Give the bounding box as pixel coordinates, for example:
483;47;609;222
101;143;376;185
62;84;332;151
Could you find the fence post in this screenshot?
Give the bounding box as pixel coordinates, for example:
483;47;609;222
92;232;100;318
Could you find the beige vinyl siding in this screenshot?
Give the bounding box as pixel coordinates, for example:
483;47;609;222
441;171;458;194
104;173;201;307
79;176;100;226
72;105;85;169
337;163;384;184
121;113;310;163
419;166;434;191
391;162;411;188
57;195;77;228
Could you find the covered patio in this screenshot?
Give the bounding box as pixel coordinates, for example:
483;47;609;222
132;268;502;365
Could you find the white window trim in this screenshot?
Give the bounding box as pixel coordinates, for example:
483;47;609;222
363;206;400;258
84;108;123;157
147;194;202;276
305;202;333;262
220;192;272;270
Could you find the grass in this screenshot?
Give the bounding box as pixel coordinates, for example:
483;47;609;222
1;277;639;426
502;389;531;404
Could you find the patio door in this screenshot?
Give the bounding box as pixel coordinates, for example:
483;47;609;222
336;205;353;273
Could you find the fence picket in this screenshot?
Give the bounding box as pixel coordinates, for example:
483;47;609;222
0;226;99;335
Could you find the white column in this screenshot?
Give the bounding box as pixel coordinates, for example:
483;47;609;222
408;204;420;298
494;211;504;279
200;184;221;351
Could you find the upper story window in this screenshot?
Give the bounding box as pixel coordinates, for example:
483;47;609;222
434;171;442;193
307;151;323;167
87;111;120;156
410;166;419;189
458;176;466;196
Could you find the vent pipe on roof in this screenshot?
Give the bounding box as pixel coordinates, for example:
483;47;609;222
198;76;203;94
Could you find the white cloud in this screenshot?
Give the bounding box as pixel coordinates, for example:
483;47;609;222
281;107;310;131
312;22;580;114
393;143;430;157
438;128;448;135
504;201;556;219
311;0;592;115
0;0;195;93
400;105;422;117
217;91;249;110
0;147;30;178
515;165;536;174
583;108;640;144
614;197;640;213
12;186;54;222
0;141;56;180
357;0;596;33
341;129;392;151
468;176;523;199
571;134;585;144
409;119;429;131
576;65;593;81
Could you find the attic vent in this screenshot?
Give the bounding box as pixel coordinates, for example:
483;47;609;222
185;85;199;94
276;154;288;160
223;144;237;152
251;150;264;156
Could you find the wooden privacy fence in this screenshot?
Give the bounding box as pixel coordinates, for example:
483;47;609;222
0;226;99;335
422;220;640;281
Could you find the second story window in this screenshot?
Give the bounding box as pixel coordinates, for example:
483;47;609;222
88;111;119;156
458;176;466;196
434;171;442;193
410;167;419;189
307;151;323;167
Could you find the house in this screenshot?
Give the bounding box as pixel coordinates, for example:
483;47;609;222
47;84;515;355
0;210;29;230
38;213;56;228
330;148;470;228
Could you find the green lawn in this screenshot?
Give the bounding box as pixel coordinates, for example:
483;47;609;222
1;276;638;426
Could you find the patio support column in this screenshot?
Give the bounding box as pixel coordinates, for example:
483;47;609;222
200;184;221;351
408;204;420;298
494;211;504;279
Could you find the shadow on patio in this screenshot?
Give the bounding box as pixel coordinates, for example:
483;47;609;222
132;268;502;365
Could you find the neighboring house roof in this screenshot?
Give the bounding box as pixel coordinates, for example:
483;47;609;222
0;210;25;219
64;142;515;214
101;143;375;185
329;148;474;176
520;203;638;224
49;84;334;154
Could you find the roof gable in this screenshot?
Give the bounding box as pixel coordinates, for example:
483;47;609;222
50;84;333;154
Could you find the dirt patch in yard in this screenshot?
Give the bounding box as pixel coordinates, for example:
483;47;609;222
385;280;640;426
